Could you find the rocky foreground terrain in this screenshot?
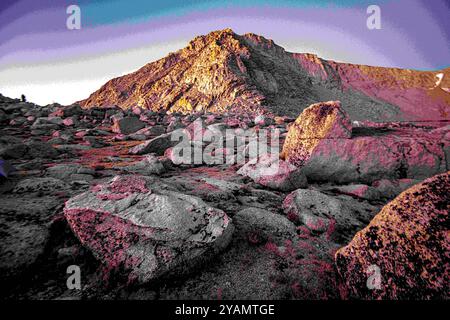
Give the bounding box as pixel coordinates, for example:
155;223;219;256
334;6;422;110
0;30;449;300
1;94;448;300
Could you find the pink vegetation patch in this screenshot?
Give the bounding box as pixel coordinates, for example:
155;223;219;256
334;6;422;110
108;176;149;194
93;175;150;200
78;140;143;169
91;176;150;200
64;207;150;283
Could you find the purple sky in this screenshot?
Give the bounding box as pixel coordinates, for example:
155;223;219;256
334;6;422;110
0;0;449;105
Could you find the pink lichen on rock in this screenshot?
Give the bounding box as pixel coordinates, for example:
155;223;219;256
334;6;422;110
300;129;447;184
63;175;234;284
335;171;450;299
64;207;148;282
93;175;150;200
108;175;149;194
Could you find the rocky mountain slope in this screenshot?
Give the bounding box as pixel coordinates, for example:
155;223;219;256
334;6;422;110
80;29;449;122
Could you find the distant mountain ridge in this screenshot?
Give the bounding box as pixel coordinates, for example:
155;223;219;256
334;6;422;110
79;28;449;121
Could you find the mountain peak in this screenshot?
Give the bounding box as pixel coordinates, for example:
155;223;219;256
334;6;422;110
185;28;244;54
79;30;450;121
190;28;236;44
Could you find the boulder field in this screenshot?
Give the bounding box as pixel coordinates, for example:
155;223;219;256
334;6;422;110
0;93;448;300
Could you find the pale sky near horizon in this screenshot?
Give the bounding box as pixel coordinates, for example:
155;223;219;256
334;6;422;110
0;35;382;105
0;39;189;105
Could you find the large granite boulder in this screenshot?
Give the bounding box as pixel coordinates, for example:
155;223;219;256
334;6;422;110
282;101;352;166
300;134;447;184
282;101;448;184
335;172;449;299
64;175;234;283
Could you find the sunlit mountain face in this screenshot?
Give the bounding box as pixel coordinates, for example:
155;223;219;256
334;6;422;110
78;29;449;122
1;0;449;105
0;0;449;304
